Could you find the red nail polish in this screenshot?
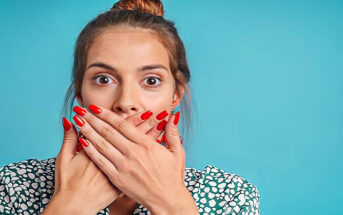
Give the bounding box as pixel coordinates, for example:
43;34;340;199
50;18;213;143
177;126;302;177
156;110;168;120
73;115;85;127
156;119;167;131
79;137;89;147
73;106;86;116
62;117;71;131
161;134;166;143
89;104;102;114
173;111;180;125
76;143;83;152
140;110;153;120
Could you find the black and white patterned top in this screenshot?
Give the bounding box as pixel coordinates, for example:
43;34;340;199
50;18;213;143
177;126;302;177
0;158;260;215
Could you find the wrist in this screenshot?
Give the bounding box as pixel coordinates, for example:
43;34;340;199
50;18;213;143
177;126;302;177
148;186;199;215
42;192;96;215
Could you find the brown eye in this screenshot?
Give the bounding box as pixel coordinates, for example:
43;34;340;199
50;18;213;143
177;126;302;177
143;77;162;88
93;75;113;85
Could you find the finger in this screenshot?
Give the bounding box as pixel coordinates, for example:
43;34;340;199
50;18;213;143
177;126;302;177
79;136;119;182
155;132;166;145
59;117;79;165
84;104;161;147
72;114;126;163
164;111;183;153
127;109;166;142
146;117;168;141
125;109;153;126
136;109;169;134
73;106;134;155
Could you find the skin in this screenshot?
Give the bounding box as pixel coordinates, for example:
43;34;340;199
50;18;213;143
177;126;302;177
76;26;180;120
73;26;195;214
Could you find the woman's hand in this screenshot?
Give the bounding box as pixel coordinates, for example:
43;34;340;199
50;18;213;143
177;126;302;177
42;118;121;215
72;104;197;214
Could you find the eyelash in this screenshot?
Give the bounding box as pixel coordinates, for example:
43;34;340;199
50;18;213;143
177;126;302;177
92;74;163;88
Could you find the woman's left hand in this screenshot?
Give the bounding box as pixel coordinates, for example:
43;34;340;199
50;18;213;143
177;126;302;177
72;104;198;214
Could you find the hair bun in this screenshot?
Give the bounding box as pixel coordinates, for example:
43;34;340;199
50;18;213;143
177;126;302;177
112;0;164;16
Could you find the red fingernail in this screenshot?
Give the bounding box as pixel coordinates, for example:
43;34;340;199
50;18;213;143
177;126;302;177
73;106;87;116
79;137;89;147
140;110;153;120
173;111;180;125
62;117;71;131
161;134;166;143
156;110;168;120
156;119;167;131
73;115;85;127
76;143;83;152
89;104;102;114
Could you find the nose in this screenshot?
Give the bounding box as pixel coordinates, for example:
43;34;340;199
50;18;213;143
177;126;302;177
112;82;140;118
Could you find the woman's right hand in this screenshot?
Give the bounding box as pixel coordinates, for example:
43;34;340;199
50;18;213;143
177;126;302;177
42;118;121;215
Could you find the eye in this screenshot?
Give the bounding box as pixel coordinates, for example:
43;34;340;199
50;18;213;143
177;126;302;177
93;75;114;85
143;76;162;88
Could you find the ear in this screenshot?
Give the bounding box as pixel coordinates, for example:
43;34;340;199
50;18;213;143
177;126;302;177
172;84;185;109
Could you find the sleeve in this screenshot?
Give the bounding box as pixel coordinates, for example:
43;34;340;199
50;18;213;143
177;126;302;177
0;165;19;214
195;165;260;215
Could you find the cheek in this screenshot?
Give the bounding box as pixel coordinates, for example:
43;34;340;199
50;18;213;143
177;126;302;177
81;84;116;108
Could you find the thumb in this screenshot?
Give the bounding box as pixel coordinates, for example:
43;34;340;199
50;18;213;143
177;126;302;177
59;117;79;164
164;111;183;152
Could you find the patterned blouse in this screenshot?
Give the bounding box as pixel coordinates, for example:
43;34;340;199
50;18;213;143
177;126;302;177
0;158;260;215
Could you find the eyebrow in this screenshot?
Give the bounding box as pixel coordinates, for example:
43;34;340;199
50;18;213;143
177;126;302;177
86;62;169;73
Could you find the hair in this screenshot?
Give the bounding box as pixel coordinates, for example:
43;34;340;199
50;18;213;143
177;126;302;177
60;0;194;145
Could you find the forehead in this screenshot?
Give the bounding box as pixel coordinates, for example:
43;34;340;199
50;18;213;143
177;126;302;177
87;26;170;68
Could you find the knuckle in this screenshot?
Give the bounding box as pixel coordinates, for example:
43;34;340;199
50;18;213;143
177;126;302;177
96;138;110;153
95;157;105;169
100;126;113;139
169;128;180;137
113;120;129;131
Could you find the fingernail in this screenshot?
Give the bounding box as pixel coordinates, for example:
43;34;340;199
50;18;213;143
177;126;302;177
89;104;102;114
62;117;71;131
156;119;167;131
79;137;89;147
73;115;85;127
173;111;180;125
156;110;168;120
140;110;153;120
76;143;83;152
161;134;166;143
73;106;87;116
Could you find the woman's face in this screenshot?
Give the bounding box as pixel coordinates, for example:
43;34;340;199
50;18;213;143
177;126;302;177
76;26;184;120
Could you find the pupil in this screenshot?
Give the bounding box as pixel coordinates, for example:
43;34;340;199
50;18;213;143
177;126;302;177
147;78;156;85
100;77;108;84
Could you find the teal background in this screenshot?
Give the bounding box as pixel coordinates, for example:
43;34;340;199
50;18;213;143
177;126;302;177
1;0;342;214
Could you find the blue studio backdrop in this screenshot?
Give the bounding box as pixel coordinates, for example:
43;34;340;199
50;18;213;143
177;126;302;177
0;0;342;214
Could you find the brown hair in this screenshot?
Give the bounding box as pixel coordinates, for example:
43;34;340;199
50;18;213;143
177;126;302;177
60;0;194;145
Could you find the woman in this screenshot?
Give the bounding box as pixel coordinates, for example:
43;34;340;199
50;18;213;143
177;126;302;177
0;0;260;214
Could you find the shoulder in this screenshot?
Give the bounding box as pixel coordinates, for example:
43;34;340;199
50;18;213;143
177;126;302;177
0;157;56;214
184;165;260;215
